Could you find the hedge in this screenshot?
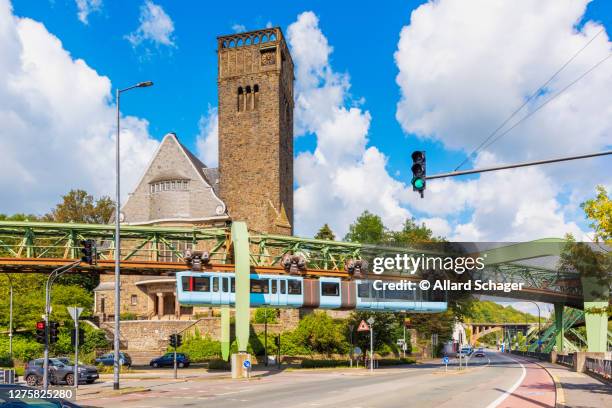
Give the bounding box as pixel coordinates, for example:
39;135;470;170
300;359;351;368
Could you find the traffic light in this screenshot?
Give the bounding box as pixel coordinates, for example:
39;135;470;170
411;151;426;198
71;328;85;347
80;239;96;265
35;321;46;344
175;334;182;348
49;321;60;344
169;334;182;348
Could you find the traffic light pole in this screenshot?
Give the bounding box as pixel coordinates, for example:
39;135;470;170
426;150;611;180
43;261;80;390
173;331;178;380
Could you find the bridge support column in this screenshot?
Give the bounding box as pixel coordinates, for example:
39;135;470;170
554;304;564;353
582;275;609;353
221;305;230;361
231;222;251;377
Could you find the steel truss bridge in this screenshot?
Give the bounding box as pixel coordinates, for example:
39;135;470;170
0;220;609;355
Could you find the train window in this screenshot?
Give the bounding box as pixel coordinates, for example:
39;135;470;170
358;283;370;298
321;282;339;296
212;277;219;292
287;279;301;295
250;279;269;294
280;280;286;294
271;280;277;294
181;277;190;291
193;277;210;292
222;277;228;292
231;278;235;293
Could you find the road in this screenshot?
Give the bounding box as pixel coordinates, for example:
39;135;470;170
78;352;556;408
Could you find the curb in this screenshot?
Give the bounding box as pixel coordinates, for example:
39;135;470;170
78;386;151;400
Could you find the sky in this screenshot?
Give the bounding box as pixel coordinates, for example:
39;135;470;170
1;0;611;245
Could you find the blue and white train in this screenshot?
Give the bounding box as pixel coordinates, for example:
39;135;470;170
176;271;447;312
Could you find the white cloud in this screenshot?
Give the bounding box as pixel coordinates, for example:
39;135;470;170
126;0;175;48
0;0;159;215
394;0;611;241
265;21;273;29
196;106;219;167
232;24;246;33
288;12;412;238
75;0;102;24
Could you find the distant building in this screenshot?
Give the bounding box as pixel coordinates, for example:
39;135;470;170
94;27;295;323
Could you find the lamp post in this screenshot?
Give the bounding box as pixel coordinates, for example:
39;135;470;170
3;274;13;361
524;301;542;351
114;81;153;390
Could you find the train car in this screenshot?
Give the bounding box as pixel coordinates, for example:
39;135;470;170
176;271;447;313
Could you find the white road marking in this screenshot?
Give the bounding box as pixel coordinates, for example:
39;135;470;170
485;355;526;408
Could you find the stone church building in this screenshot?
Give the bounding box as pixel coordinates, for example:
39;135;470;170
94;26;295;325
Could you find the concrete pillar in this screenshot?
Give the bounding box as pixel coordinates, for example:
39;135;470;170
174;291;179;319
157;292;164;319
221;305;230;361
582;275;610;353
554;303;564;353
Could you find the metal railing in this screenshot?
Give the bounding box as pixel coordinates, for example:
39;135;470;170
0;369;15;384
585;357;612;382
556;353;574;367
510;350;551;361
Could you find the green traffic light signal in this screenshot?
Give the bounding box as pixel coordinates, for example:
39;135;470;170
412;177;425;190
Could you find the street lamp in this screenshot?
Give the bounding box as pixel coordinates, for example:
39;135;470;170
114;81;153;390
523;301;542;351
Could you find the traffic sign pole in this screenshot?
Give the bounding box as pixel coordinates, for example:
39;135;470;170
68;307;83;389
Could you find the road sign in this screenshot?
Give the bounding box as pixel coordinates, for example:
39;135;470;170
67;307;83;322
357;320;369;332
442;356;449;364
367;317;375;325
243;360;251;369
353;347;362;356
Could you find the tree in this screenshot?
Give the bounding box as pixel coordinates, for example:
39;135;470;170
347;311;399;360
344;211;387;244
581;185;611;244
45;189;114;224
314;224;336;241
292;312;348;355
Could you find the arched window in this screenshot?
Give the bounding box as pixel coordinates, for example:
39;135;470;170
229;40;235;48
261;34;268;43
237;87;244;111
270;33;277;41
245;37;251;45
237;38;243;47
253;36;260;44
253;84;259;110
245;86;252;111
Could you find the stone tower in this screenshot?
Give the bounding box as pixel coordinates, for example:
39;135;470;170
217;27;294;235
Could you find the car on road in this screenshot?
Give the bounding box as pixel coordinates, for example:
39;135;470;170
0;384;82;407
95;351;132;367
56;357;100;384
456;346;473;357
24;358;80;386
150;353;190;368
473;348;486;357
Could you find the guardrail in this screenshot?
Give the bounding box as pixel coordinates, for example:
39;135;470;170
556;353;574;367
510;350;551;361
585;357;612;382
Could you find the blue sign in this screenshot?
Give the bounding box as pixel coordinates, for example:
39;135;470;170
243;360;251;369
442;356;449;364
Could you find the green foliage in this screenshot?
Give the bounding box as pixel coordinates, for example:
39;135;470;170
377;357;416;366
463;301;539;323
0;214;41;221
389;218;443;245
314;224;336;241
0;335;43;362
581;185;611;244
252;308;277;324
291;312;349;355
120;312;138;321
344;211;387;244
46;189;114;224
175;336;221;362
208;359;231;370
347;311;400;356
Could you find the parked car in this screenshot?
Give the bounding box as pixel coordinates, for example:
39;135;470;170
150;353;190;368
456;346;473;357
95;352;132;367
25;358;78;386
473;348;486;357
0;384;82;407
56;357;100;384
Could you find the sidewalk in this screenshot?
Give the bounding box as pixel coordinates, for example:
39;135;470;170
521;357;611;408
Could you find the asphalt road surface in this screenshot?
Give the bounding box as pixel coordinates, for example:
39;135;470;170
79;352;557;408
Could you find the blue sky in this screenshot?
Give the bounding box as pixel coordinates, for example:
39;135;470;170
3;0;611;242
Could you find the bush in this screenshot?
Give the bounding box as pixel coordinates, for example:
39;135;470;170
120;312;137;321
377;357;416;366
253;308;277;324
0;353;13;367
300;359;351;369
176;337;221;362
208;359;230;370
0;335;43;362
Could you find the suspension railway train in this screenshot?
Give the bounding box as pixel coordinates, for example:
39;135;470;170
176;271;447;312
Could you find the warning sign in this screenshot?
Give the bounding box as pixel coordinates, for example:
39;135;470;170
357;320;369;332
